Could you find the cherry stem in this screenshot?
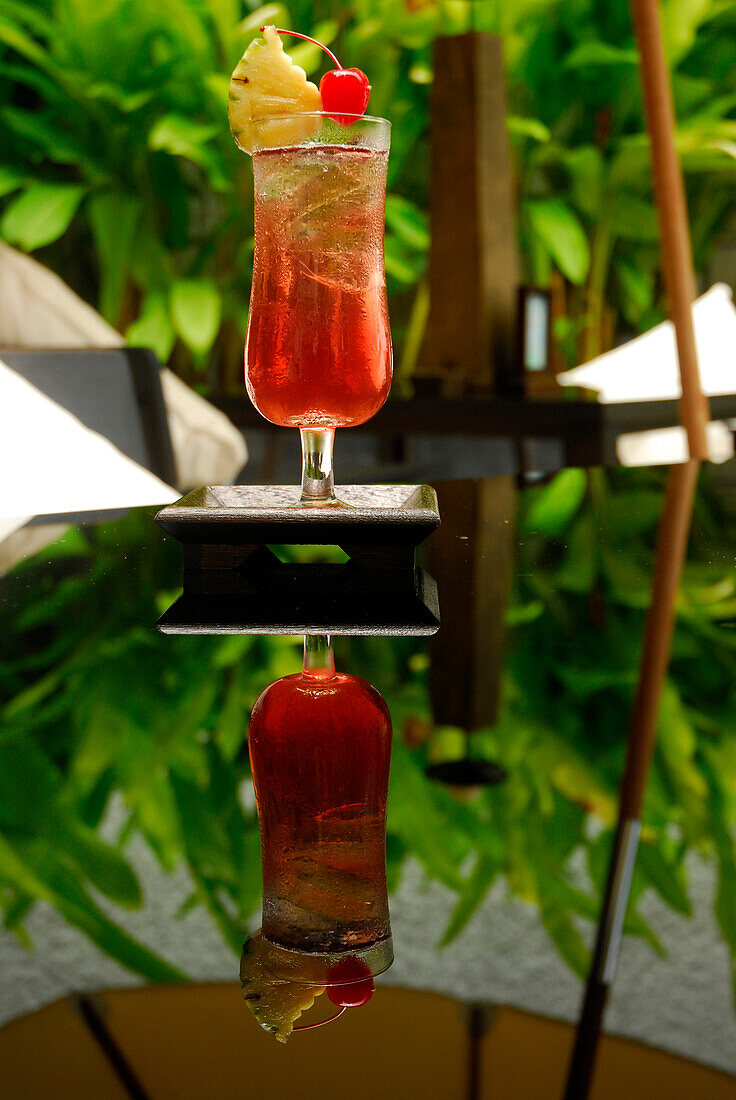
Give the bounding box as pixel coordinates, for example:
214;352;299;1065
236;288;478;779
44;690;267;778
292;1005;347;1032
262;26;342;69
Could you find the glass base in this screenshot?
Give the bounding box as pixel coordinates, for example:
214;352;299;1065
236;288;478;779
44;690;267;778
261;934;393;986
288;496;354;510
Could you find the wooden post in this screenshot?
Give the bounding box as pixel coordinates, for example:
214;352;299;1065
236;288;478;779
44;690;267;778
420;33;520;395
421;34;521;731
427;477;516;730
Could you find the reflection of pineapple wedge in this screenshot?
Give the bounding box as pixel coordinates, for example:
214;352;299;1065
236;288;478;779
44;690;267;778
228;25;322;154
240;930;325;1043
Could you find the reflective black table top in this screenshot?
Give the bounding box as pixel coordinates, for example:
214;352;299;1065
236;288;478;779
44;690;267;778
1;461;735;1096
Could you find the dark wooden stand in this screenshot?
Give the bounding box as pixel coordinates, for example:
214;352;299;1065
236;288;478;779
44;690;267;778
155;484;440;636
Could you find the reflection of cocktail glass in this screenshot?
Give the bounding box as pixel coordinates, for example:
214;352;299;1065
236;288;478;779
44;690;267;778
246;113;392;506
248;635;393;984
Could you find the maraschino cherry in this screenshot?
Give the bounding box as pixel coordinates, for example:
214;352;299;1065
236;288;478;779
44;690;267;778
265;28;371;124
326;956;375;1008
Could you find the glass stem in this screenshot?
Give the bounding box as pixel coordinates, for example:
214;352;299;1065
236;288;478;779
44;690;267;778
300;428;336;504
303;634;335;680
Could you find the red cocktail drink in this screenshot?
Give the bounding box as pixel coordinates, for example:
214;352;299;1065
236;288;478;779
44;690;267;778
248;638;393;981
246;145;391;428
245;113;392;504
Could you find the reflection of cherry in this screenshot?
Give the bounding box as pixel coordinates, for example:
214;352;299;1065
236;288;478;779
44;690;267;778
266;28;371;123
326;957;375;1008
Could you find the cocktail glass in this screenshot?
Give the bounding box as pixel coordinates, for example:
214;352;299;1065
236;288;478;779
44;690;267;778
248;635;394;984
246;113;392;506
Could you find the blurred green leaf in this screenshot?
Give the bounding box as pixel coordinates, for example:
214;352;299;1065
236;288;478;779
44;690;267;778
565;146;604;220
385;194;429;250
88;191;141;325
538;891;590;978
214;667;248;762
506;600;545;626
385;233;424;283
614;262;656;326
0;183;86;250
701;752;736;955
440;854;499;946
556;665;636;697
389;742;467;892
602;549;652;606
508;115;551;142
0;834;184;982
0;165;26;198
0;11;49;65
605;491;663;537
556;513;598;593
609;195;660;242
0;107;98;169
170;279;222;356
637;840;691;916
526;200;591;284
237;5;287;36
564;41;639;68
126;291;176;363
148;113;218;157
657;685;708;806
0;738;141;908
86;82;153;111
522;469;588;535
662;0;712;63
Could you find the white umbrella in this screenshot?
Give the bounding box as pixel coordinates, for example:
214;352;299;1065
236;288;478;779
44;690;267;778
557;283;736;465
0;241;247;490
0;241;247;571
0;357;178;540
557;283;736;402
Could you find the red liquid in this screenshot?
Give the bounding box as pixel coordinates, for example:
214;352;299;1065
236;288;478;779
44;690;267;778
245;146;392;429
248;669;392;954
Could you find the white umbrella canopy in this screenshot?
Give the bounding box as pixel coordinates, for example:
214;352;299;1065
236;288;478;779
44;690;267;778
0;357;179;538
557;283;736;465
0;240;247;491
557;283;736;403
0;241;247;569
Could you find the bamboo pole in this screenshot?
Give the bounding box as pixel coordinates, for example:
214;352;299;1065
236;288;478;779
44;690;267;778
631;0;710;458
563;461;698;1099
563;0;711;1094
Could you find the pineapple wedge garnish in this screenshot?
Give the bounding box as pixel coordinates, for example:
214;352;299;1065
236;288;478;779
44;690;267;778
240;930;326;1043
228;25;322;154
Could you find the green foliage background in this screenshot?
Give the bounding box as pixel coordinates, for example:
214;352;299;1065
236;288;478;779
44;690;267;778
4;0;736;380
2;0;736;1004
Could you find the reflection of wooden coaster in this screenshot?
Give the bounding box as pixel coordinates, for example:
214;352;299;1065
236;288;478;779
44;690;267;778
155;484;441;636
